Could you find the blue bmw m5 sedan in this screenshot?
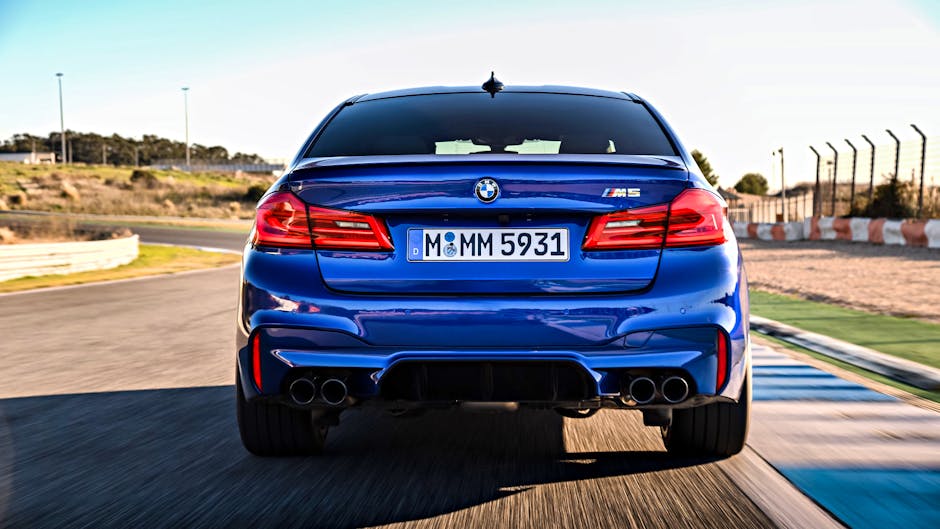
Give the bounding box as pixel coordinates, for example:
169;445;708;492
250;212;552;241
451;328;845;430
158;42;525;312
236;77;750;457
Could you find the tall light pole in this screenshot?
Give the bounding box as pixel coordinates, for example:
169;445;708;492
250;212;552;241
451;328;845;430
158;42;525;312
810;146;821;216
778;147;786;221
56;73;66;164
182;87;190;167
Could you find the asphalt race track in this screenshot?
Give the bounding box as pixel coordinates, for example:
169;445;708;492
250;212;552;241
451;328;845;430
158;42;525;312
0;263;777;528
0;226;786;528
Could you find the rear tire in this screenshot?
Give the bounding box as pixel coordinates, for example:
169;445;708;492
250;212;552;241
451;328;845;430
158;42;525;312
662;369;750;457
236;374;328;456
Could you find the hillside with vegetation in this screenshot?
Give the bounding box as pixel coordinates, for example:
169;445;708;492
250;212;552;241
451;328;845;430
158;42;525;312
1;131;264;166
0;162;271;219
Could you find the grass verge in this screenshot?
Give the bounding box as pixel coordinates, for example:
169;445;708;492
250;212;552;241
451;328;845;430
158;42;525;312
749;289;940;370
0;244;239;293
754;331;940;405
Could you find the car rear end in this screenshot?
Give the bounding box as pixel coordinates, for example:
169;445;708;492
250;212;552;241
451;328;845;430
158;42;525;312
235;86;750;457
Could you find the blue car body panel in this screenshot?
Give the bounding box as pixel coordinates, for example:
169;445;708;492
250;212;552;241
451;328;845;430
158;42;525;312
237;85;750;410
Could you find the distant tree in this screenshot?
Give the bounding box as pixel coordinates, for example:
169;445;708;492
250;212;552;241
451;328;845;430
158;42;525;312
734;173;769;195
862;174;915;218
0;131;264;166
691;150;719;187
231;152;265;164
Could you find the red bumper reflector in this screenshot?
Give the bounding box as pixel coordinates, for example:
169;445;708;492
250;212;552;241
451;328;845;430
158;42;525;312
251;334;262;392
716;330;729;391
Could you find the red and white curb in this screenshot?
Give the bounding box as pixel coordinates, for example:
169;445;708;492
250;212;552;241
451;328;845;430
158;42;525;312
733;217;940;247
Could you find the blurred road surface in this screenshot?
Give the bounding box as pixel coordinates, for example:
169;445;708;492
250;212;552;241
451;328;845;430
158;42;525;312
0;249;774;527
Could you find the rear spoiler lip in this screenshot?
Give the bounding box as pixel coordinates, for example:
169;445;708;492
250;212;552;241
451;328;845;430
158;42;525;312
290;154;688;179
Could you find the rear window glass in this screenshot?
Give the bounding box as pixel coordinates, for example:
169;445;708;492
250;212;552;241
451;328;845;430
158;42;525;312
305;93;676;157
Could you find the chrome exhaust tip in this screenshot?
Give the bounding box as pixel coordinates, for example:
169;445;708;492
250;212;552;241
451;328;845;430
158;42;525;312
629;377;657;404
661;376;690;403
320;378;348;406
288;378;317;405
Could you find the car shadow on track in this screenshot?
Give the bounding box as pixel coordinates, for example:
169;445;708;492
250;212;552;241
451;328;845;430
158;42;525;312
0;386;712;528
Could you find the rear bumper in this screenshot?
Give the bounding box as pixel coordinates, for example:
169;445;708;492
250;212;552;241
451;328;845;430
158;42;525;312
236;324;749;409
236;236;750;407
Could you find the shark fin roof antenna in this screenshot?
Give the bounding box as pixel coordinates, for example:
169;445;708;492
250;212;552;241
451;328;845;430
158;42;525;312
481;72;504;98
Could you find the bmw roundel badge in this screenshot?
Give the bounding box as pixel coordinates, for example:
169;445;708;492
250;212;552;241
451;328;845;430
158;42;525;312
475;178;499;203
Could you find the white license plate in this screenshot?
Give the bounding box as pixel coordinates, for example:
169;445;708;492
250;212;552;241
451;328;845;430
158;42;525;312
407;228;569;262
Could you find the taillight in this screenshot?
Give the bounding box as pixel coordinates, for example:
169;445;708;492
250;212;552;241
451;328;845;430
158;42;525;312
716;329;729;391
665;188;726;247
582;188;725;250
309;206;393;251
252;191;312;248
251;191;393;251
582;204;668;250
251;334;262;392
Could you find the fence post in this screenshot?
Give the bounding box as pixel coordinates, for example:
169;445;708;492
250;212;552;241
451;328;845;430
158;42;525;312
886;128;901;185
810;146;821;216
845;139;858;214
911;124;927;217
826;142;839;216
861;134;876;206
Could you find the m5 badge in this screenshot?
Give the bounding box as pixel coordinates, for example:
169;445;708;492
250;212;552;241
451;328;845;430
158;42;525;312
602;188;641;198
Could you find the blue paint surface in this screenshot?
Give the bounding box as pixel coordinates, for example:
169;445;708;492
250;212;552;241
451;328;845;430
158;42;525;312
778;467;940;529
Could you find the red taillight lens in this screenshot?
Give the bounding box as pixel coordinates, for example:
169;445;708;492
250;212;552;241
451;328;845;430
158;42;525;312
582;204;668;250
252;191;312;248
716;329;729;391
582;188;726;251
251;191;393;251
308;206;393;251
665;188;726;247
251;334;262;392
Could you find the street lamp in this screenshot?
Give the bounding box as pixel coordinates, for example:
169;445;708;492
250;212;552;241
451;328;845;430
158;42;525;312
182;87;190;167
56;73;65;164
778;147;786;221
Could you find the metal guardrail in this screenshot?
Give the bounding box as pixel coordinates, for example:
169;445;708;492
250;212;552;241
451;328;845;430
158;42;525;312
148;163;286;173
0;235;139;282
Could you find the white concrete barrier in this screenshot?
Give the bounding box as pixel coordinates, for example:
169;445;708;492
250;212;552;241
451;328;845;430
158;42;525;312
817;217;837;240
756;224;773;241
783;222;803;241
849;218;871;242
0;235;139;282
733;221;750;239
926;220;940;249
803;217;813;239
924;219;940;248
882;220;906;246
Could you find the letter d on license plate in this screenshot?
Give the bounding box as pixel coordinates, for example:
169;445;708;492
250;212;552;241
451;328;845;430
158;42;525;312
408;228;569;262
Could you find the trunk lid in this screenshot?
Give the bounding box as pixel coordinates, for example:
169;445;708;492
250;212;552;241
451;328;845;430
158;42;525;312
290;155;689;294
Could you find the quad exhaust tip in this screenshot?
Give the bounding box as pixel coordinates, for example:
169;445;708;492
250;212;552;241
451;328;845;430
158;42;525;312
628;377;656;404
661;376;690;403
320;378;348;406
289;378;317;405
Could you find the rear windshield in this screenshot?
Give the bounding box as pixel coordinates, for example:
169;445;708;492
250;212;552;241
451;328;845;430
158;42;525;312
305;92;677;157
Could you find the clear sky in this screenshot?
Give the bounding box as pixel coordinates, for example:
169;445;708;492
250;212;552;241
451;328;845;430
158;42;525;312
1;0;938;189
